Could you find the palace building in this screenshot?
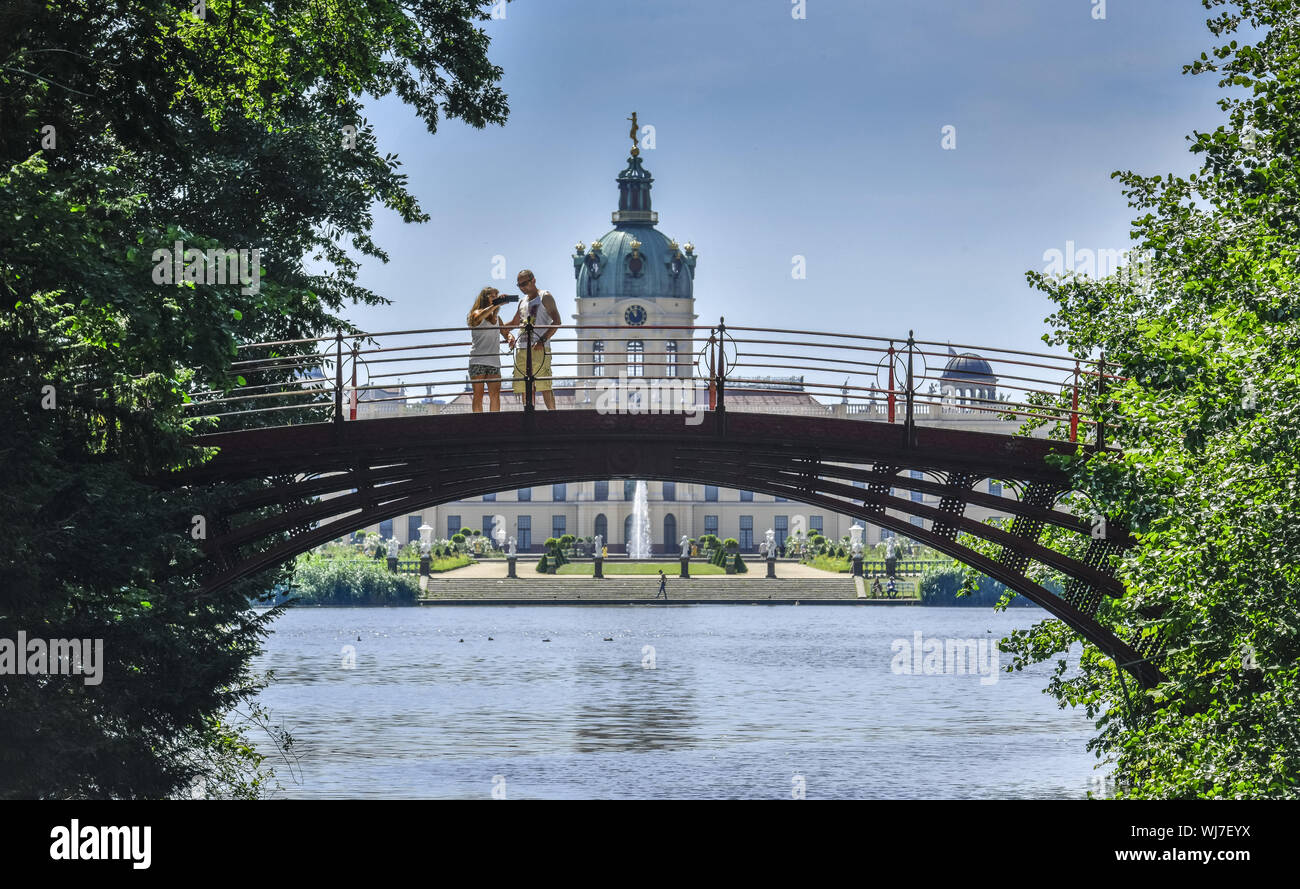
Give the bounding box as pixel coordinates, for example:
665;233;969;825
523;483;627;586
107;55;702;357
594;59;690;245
352;125;1029;553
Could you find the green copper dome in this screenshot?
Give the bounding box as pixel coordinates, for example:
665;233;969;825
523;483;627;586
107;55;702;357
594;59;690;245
573;152;697;302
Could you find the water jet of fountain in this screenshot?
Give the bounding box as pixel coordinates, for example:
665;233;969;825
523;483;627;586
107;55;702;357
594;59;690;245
630;480;652;559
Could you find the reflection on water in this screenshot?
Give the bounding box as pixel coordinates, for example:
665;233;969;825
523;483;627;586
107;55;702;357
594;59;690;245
250;606;1105;799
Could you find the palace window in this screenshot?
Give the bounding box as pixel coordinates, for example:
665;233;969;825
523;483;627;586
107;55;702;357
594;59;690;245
592;341;605;377
665;341;678;376
627;340;644;377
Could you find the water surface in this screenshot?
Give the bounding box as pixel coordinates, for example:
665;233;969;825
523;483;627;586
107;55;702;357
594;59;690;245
250;605;1105;799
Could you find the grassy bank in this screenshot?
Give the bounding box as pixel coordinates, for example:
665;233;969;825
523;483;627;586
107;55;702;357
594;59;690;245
808;555;851;573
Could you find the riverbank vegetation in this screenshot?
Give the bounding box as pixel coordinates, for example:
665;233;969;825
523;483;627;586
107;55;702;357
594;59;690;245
984;0;1300;799
918;566;1030;608
285;559;421;607
0;0;509;798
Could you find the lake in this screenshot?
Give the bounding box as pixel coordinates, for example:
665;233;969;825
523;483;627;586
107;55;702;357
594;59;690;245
249;605;1107;799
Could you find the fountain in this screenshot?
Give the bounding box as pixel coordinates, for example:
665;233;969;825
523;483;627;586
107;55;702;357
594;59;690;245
629;480;652;558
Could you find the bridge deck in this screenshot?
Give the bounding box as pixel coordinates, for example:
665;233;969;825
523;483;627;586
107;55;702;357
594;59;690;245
183;409;1079;486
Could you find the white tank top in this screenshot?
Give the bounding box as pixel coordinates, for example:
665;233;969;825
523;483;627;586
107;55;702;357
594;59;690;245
523;292;556;343
469;317;501;366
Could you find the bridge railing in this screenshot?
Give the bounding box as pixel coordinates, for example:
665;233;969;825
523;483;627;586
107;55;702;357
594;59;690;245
183;320;1121;445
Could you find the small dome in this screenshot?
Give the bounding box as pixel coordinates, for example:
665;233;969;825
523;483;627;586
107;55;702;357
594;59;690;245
941;352;995;383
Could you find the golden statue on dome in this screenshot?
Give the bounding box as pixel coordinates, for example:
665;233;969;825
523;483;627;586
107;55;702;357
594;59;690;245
627;111;639;157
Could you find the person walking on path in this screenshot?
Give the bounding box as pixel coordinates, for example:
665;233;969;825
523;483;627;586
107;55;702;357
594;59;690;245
655;570;668;601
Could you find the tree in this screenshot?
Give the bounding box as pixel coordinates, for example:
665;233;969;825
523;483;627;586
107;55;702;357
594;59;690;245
1000;0;1300;798
0;0;509;798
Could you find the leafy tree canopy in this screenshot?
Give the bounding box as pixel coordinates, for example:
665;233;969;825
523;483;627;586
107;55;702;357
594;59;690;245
0;0;509;797
1002;0;1300;798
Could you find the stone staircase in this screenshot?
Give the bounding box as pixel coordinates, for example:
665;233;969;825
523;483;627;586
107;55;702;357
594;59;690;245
418;574;913;604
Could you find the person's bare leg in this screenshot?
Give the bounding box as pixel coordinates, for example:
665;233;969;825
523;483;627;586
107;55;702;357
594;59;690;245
488;379;501;412
542;390;556;410
471;379;485;412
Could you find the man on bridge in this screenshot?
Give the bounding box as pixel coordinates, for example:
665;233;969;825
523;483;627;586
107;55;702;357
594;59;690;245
504;269;562;410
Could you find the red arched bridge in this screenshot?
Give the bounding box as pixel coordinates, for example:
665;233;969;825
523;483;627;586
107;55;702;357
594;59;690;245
165;319;1162;688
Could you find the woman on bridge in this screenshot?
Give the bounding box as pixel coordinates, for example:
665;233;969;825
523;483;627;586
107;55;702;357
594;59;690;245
467;286;515;412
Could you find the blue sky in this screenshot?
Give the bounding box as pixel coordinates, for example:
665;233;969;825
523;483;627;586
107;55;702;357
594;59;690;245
348;0;1230;353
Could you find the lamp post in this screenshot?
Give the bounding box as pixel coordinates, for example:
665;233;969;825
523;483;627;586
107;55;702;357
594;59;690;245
849;523;864;577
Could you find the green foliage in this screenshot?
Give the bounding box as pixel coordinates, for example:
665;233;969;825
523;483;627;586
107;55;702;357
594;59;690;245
809;554;851;573
918;566;1020;607
1004;0;1300;799
0;0;508;797
536;553;549;573
732;553;747;574
542;536;568;569
708;537;738;568
288;559;418;606
556;562;725;576
430;554;472;572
